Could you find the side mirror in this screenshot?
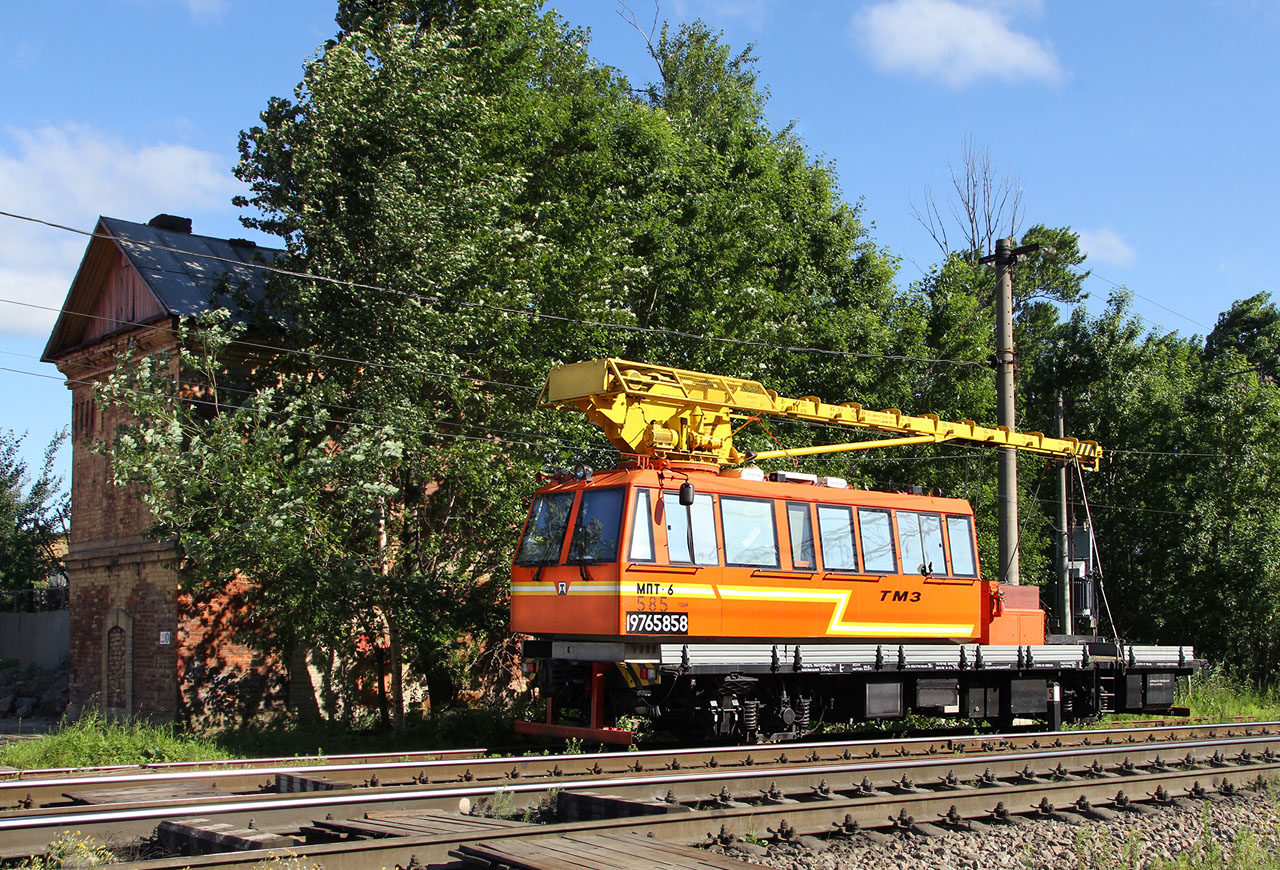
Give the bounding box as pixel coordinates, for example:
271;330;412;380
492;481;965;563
679;482;696;506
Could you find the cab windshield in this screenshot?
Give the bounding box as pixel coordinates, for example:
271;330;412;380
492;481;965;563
568;488;625;564
514;492;574;566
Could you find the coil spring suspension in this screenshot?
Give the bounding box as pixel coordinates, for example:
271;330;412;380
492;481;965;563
743;699;760;732
796;696;811;733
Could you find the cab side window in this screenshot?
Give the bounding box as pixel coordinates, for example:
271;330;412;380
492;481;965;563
628;489;655;562
817;505;857;571
664;491;719;565
786;502;816;571
721;496;780;568
858;507;897;573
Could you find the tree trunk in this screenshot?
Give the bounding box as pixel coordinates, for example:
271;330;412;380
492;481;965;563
386;605;406;729
372;641;391;730
286;643;322;723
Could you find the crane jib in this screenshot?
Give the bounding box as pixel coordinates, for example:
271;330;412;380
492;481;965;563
541;358;1102;470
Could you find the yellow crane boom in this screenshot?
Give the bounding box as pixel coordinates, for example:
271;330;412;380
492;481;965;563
542;358;1102;470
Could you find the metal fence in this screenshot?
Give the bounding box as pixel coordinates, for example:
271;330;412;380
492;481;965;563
1;586;69;613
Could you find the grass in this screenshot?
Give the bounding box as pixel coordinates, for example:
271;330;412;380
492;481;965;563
0;710;231;770
0;706;528;770
209;706;520;758
1177;664;1280;721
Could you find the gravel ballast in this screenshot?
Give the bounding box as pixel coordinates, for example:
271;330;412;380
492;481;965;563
710;789;1280;870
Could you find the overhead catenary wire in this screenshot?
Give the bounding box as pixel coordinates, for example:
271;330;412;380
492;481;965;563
0;208;989;369
1089;272;1212;332
0;364;615;460
11;331;1273;466
1;356;1241;521
0;297;541;396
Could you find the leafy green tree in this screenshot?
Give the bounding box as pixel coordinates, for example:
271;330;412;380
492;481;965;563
1205;292;1280;378
98;0;901;725
1025;291;1280;680
0;430;67;594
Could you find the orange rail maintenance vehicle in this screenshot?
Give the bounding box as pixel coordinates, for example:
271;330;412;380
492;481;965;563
511;359;1197;744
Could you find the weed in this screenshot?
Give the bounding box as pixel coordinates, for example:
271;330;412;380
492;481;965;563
18;832;117;868
249;853;323;870
0;711;231;770
474;787;516;819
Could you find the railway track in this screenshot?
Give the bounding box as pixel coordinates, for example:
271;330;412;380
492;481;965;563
4;722;1278;868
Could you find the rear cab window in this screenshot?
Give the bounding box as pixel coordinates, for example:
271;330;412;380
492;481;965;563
896;510;947;576
946;514;978;577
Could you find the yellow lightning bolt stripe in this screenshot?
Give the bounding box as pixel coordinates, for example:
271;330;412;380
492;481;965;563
512;583;976;637
716;586;976;637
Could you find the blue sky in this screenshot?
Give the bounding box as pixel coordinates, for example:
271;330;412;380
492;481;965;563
2;0;1277;484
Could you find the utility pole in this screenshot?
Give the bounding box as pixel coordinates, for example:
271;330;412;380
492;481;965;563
993;237;1020;585
1055;392;1072;634
979;237;1053;586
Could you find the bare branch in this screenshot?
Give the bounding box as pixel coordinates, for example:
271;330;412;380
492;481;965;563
616;1;665;79
912;135;1024;262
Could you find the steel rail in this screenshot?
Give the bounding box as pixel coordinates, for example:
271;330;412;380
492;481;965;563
56;761;1280;870
4;720;1272;811
2;731;1277;860
0;746;487;781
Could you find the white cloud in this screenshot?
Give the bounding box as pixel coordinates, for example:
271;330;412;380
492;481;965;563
1078;227;1137;268
852;0;1063;89
0;123;242;337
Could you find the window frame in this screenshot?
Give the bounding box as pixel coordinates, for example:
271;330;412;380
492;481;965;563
719;495;782;569
514;491;576;567
662;490;720;566
816;503;859;573
626;488;656;563
857;506;898;574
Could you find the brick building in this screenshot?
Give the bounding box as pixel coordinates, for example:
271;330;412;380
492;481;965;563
42;214;286;724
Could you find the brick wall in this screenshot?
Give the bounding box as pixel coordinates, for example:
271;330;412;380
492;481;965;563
55;325;290;725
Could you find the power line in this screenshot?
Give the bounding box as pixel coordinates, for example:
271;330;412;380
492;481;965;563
0;208;989;369
1108;447;1266;460
14;334;1274;464
1031;497;1191;518
0;364;614;459
0;297;540;396
1089;272;1212;332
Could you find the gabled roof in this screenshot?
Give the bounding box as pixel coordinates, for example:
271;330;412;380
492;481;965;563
42;216;285;362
